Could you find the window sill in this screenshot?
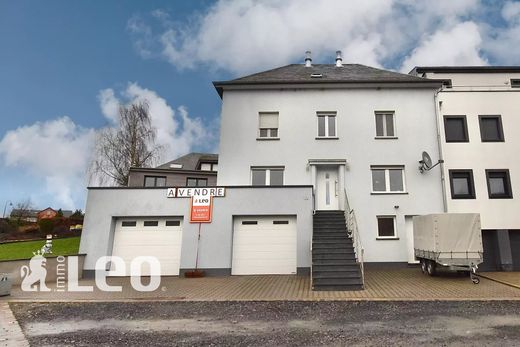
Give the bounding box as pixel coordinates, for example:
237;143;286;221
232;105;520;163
376;237;399;241
256;137;280;141
374;136;398;140
371;192;408;195
315;136;339;140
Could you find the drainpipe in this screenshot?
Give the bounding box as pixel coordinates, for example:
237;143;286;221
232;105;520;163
433;88;448;213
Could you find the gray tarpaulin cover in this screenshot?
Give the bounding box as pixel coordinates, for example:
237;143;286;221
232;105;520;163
413;213;483;255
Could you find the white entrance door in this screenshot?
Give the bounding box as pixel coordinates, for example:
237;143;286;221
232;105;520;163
316;167;339;210
111;218;183;276
405;216;419;264
232;216;297;275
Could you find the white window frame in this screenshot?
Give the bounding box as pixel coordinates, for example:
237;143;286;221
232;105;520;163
374;111;397;139
316;112;337;139
250;167;285;186
376;215;397;239
258;112;280;140
371;166;406;193
200;162;217;171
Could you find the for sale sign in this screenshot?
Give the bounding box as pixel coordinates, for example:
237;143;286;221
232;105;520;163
190;192;213;223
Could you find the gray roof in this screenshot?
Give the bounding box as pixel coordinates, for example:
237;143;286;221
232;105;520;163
214;64;440;96
156;152;218;171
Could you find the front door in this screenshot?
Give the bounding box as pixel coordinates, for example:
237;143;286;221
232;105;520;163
316;167;339;210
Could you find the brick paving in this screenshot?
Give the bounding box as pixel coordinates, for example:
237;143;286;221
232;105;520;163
0;302;29;347
1;268;519;302
480;271;520;289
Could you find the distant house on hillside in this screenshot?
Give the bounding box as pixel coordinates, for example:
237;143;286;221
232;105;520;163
127;152;218;187
10;207;73;222
9;209;39;223
37;207;73;220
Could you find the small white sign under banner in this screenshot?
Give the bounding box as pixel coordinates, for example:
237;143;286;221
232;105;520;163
166;187;226;198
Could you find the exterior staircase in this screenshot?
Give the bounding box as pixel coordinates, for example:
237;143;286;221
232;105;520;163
312;210;363;291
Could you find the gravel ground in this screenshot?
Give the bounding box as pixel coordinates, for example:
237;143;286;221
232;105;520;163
10;301;520;346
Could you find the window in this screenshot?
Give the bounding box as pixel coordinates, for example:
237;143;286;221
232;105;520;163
317;112;337;138
511;79;520;88
186;178;208;187
444;116;469;142
200;163;217;171
377;216;396;238
121;221;137;227
449;170;476;199
258;112;279;138
143;221;159;227
371;167;406;193
165;220;181;226
242;221;258;225
479;115;504;142
486;170;512;199
144;176;166;187
375;112;396;138
251;167;284;186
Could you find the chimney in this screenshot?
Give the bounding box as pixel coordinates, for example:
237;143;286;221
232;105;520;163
335;50;343;67
304;51;312;67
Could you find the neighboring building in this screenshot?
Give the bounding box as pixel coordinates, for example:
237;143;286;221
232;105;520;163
80;52;448;290
9;209;39;223
127;153;218;188
10;207;73;222
410;66;520;271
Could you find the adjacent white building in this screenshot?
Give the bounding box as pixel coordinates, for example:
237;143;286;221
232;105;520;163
411;66;520;271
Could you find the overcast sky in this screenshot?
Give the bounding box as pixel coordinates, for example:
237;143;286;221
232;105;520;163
0;0;519;212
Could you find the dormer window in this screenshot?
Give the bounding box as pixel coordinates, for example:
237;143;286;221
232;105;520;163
200;162;218;171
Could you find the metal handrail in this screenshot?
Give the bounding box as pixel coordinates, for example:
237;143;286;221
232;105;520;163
344;189;365;288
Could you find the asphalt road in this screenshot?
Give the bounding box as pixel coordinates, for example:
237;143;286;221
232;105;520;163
10;301;520;346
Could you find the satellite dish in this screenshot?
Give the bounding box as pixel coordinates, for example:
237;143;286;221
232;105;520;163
419;151;443;173
422;151;433;169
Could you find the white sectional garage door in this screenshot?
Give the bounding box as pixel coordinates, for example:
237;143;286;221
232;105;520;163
232;216;297;275
111;218;183;276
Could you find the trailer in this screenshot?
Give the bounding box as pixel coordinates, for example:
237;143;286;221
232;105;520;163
413;213;483;284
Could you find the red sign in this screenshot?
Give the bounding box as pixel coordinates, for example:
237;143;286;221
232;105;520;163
190;195;213;223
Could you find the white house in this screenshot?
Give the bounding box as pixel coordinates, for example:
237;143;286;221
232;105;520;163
85;53;520;291
410;67;520;271
214;52;445;268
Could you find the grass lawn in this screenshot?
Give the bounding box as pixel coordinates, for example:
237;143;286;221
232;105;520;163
0;237;81;261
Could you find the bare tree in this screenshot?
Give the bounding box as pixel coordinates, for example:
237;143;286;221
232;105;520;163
11;199;33;222
91;101;162;186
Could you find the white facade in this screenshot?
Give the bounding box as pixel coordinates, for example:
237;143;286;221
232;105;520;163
217;86;445;262
419;70;520;230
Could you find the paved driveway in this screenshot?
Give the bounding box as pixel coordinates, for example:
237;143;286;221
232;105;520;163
2;268;519;301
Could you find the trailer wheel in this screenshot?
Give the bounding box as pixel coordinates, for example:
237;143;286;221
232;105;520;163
426;260;436;276
420;259;427;274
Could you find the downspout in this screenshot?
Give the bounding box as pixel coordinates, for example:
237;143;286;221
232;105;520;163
433;87;448;212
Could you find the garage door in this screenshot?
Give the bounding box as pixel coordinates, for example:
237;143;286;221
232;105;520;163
111;218;183;276
510;230;520;271
232;216;297;275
